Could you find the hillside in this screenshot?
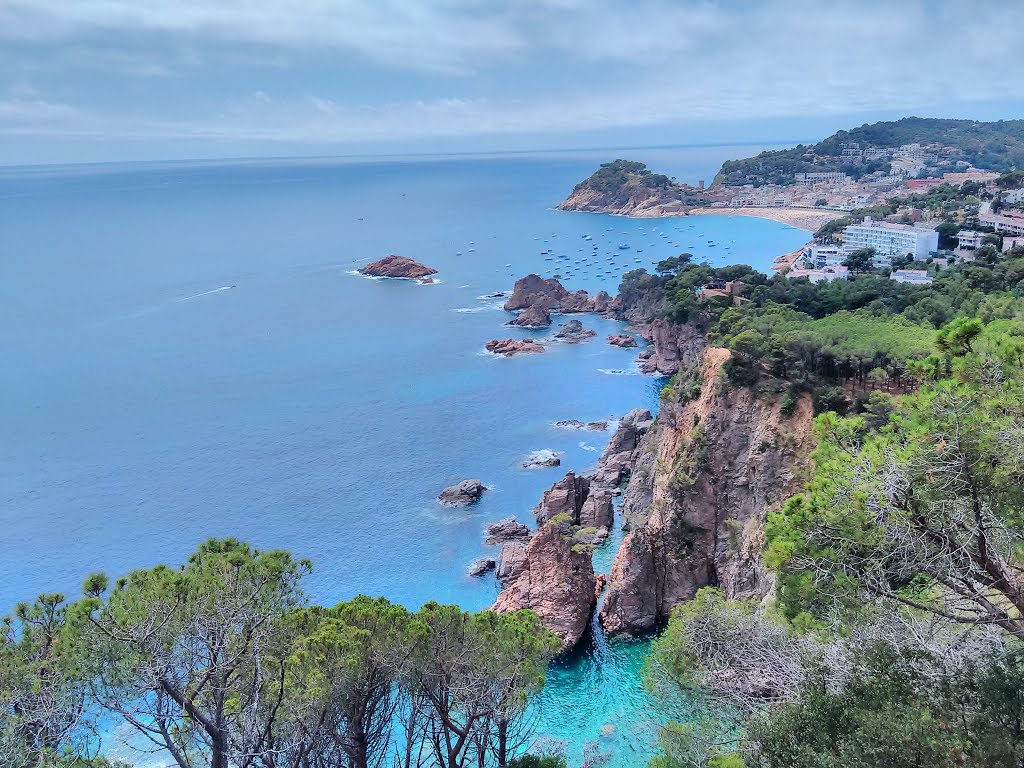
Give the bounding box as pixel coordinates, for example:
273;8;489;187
557;159;709;216
714;117;1024;186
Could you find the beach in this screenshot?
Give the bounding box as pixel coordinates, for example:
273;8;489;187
689;205;844;232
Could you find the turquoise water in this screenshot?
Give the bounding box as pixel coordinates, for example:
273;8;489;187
0;147;807;765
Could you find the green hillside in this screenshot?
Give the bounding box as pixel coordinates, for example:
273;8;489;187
715;117;1024;187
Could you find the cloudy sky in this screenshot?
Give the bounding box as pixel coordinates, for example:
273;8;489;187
1;0;1022;164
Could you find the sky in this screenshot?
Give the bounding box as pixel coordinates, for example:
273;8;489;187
1;0;1023;165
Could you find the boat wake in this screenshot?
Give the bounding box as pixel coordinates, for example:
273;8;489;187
175;286;234;302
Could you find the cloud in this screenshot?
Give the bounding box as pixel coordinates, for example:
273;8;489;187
0;0;1023;155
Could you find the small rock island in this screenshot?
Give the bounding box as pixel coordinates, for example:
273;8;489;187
358;255;438;280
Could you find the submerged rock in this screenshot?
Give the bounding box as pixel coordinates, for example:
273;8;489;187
437;479;486;506
523;449;561;469
358;255;438;279
555;419;586;430
485;339;545;356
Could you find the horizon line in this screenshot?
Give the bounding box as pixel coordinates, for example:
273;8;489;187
0;138;809;173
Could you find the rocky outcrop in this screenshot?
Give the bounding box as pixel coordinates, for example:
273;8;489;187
438;479;486;506
491;409;655;649
504;274;570;312
593;409;653;487
359;255;437;279
556;160;698;217
553;319;596;343
523;450;561;469
504;275;612;316
507;304;552;328
637;319;707;375
599;349;816;636
608;334;638;348
485;518;531;545
485;339;545;356
468;557;496;577
492;523;596;649
496;539;530;582
592;291;613;314
534;472;592;525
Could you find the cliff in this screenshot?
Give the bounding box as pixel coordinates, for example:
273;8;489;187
557;160;706;216
599;348;816;635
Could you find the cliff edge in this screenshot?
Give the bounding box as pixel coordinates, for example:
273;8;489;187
600;348;816;635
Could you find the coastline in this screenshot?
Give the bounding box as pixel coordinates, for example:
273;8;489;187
687;205;842;232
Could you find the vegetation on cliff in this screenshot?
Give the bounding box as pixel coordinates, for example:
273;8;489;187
559;160;708;212
635;243;1024;766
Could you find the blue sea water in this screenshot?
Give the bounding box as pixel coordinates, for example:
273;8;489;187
0;146;807;766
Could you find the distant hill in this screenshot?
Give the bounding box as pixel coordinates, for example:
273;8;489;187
714;117;1024;186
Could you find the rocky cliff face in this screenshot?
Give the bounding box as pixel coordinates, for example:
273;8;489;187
636;319;707;376
493;523;596;649
599;348;816;636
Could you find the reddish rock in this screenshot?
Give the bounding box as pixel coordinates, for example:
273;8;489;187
600;349;816;636
507;304;552;328
358;255;438;279
593;291;613;314
553;319;596;343
608;334;638;348
637;318;706;375
485;518;531;545
504;274;569;311
485;339;545;356
534;472;591;525
492;523;596;649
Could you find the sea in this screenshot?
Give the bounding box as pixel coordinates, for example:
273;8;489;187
0;145;809;766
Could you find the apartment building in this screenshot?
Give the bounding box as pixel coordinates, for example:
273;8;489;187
842;218;939;263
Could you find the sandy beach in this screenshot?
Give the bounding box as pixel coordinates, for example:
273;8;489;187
688;206;844;233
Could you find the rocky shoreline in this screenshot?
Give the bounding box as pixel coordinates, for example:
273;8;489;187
490;409;653;648
459;271;813;651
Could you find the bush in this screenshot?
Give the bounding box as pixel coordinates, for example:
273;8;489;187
812;386;848;415
508;756;568;768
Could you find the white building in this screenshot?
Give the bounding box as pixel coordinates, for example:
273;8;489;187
788;265;850;283
808;244;846;266
842;218;939;263
794;172;852;185
979;213;1024;237
890;269;934;285
1004;236;1024;252
956;230;984;249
